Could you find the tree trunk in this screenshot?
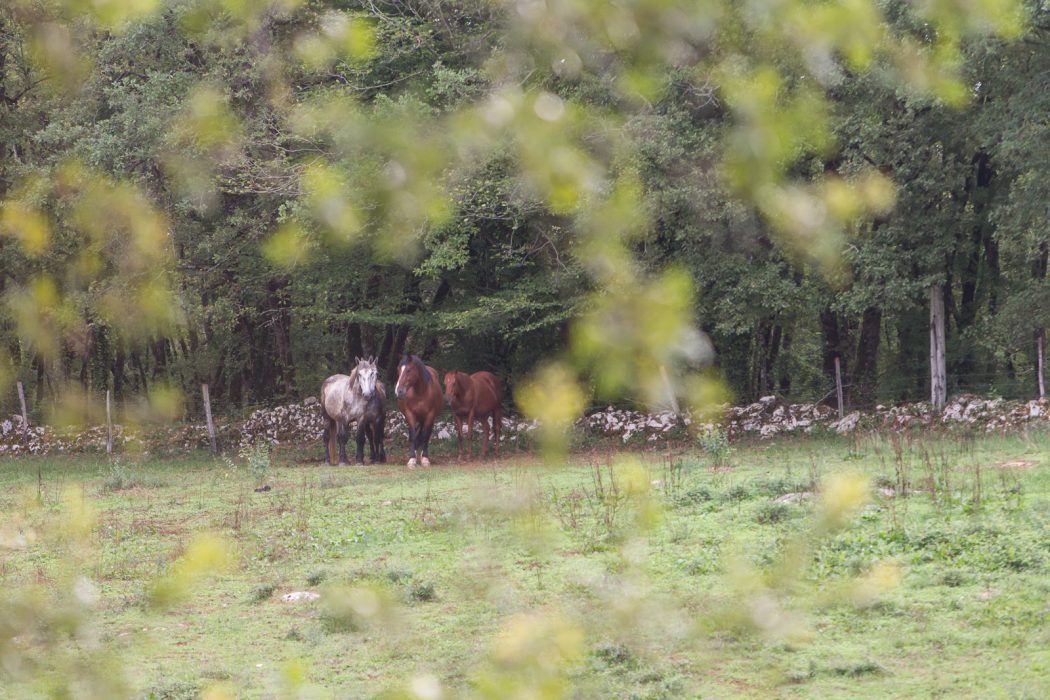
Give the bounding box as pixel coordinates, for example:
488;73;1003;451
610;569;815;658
421;279;452;359
820;309;846;403
347;323;364;362
378;326;395;378
151;338;169;379
34;354;45;404
778;329;792;395
361;324;377;359
930;285;947;411
766;323;782;396
267;279;295;398
112;342;126;400
131;350;149;394
953;151;996;388
852;307;881;406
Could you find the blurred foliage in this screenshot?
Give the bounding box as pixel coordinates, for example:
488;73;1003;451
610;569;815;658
0;0;1042;430
147;532;232;608
0;0;1040;694
0;482;231;697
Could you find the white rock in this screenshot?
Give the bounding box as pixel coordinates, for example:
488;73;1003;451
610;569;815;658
280;591;320;602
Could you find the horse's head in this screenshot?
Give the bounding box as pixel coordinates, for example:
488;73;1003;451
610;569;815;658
354;356;378;399
395;355;425;400
442;371;460;406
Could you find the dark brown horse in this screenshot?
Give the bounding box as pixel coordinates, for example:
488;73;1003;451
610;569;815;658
394;354;444;468
443;370;502;460
320;357;386;465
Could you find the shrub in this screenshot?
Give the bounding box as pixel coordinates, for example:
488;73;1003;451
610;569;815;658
100;460;136;492
755;501;793;524
723;485;751;503
593;643;636;669
242;442;271;485
698;428;734;467
753;477;812;497
831;660;886;677
250;583;277;603
385;568;414;584
409;582;436;602
673;486;712;507
143;681;199;700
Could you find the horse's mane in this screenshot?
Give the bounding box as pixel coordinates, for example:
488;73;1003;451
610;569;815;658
399;354;431;386
347;357;377;392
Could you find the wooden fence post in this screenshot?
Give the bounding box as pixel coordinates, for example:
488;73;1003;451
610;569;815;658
202;383;217;454
930;285;947;411
834;356;845;419
1037;329;1046;400
16;381;29;430
659;364;683;422
106;389;114;456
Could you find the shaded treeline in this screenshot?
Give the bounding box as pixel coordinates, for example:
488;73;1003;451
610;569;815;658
1;1;1048;418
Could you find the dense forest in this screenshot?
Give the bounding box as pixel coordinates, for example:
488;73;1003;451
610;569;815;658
1;0;1047;420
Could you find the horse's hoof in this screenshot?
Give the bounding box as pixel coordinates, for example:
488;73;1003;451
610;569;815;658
421;457;431;468
407;458;417;469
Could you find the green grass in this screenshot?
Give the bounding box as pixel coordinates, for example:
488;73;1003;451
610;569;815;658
2;431;1050;698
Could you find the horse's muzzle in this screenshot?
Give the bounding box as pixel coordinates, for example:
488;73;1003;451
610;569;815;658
395;387;406;400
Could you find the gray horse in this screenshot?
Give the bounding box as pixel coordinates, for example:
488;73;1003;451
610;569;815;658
320;357;386;465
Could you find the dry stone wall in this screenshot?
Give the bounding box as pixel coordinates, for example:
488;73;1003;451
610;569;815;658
2;393;1049;456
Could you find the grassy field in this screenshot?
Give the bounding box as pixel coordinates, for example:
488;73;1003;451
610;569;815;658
1;430;1049;698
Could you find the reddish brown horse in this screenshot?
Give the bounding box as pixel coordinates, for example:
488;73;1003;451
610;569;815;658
443;370;502;460
394;355;444;468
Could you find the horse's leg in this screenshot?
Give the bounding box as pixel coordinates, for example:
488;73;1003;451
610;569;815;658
406;419;418;468
467;409;476;460
323;421;331;465
337;419;350;465
454;414;464;461
326;418;339;465
365;418;377;463
481;412;491;459
354;419;367;465
494;406;502;457
376;415;386;463
420;420;433;468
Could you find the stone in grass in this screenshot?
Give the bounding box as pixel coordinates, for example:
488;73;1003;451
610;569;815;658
774;492;814;505
281;591;321;602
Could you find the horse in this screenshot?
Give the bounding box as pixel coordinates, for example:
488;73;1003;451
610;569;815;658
394;354;444;468
443;370;502;461
320;356;386;465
